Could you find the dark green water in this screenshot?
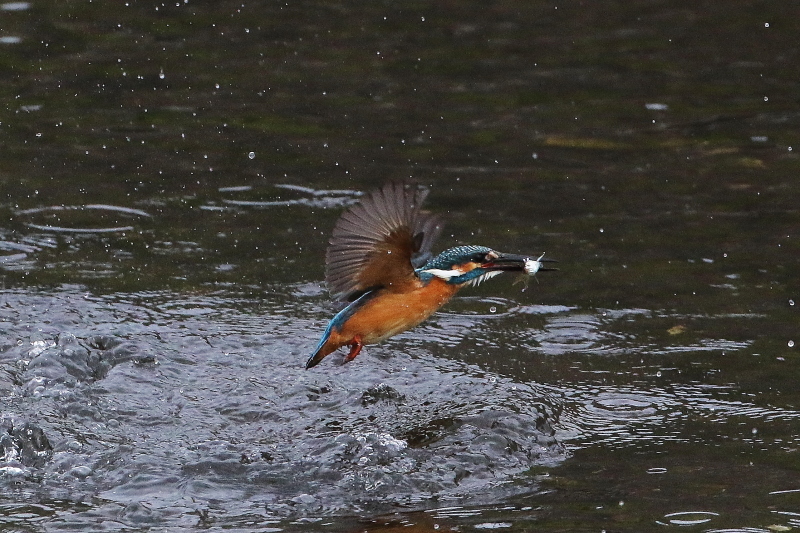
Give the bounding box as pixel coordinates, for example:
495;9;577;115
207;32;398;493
1;1;798;531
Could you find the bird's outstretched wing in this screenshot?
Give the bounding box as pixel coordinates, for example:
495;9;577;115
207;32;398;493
326;182;443;302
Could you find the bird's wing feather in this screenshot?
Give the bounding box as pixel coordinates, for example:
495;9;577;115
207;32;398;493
326;182;443;302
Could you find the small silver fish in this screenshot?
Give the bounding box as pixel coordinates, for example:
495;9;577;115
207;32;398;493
514;253;552;290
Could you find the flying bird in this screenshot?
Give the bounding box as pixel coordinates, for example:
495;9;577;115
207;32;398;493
306;182;555;369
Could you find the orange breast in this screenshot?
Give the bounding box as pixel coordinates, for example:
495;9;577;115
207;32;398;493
337;278;461;345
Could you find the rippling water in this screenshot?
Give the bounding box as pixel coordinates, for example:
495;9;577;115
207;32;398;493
1;286;565;527
3;276;797;529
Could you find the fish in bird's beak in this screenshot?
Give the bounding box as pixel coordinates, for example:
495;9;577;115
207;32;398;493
482;251;558;274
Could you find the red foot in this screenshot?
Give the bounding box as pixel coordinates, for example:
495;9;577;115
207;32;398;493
344;336;363;363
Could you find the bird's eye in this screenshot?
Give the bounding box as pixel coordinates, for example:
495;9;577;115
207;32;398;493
483;251;498;263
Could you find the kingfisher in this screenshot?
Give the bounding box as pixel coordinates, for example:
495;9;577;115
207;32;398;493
305;182;556;369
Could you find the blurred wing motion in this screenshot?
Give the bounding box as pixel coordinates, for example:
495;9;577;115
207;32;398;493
325;182;443;302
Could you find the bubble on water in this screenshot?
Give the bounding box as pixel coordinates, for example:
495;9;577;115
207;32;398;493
790;299;795;306
489;306;497;313
159;69;165;79
789;340;795;348
248;151;255;159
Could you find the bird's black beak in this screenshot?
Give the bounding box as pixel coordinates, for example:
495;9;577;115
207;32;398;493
484;252;558;273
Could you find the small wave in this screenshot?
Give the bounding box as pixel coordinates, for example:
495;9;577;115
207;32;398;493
15;204;152;234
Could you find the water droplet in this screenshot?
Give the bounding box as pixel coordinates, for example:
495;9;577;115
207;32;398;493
159;69;165;79
248;151;255;159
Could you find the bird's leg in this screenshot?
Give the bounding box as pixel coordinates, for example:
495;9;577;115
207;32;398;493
344;335;363;363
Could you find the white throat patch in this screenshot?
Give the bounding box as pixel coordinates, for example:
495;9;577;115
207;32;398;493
419;268;461;280
465;270;502;287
